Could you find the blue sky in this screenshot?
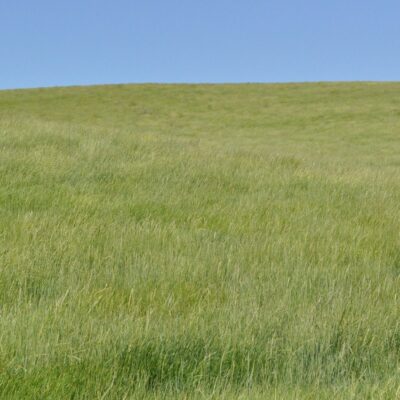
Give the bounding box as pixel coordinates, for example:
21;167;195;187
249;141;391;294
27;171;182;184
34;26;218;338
1;0;399;89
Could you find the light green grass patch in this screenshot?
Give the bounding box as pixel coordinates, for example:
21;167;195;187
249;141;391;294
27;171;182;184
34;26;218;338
0;83;400;398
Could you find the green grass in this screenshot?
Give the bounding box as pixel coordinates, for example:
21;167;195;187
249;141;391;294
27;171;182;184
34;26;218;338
1;82;400;399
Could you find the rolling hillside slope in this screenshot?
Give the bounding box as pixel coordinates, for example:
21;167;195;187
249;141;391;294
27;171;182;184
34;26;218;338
1;83;400;399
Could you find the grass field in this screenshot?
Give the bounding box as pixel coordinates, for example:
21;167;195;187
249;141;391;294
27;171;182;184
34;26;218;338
1;82;400;399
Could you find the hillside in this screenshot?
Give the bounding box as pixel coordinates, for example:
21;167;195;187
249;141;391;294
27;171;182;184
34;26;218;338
1;83;400;399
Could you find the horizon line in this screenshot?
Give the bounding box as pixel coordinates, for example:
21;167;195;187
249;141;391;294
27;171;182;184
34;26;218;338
1;80;399;92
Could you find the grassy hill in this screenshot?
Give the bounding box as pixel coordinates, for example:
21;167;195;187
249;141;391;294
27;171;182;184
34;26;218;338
1;83;400;399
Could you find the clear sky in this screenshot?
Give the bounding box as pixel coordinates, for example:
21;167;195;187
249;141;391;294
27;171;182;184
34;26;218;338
1;0;399;89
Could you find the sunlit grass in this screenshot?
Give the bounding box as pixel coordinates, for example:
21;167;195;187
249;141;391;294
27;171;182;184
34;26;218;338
1;83;400;398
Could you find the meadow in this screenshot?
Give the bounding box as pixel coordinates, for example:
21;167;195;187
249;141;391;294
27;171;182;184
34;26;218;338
0;82;400;399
